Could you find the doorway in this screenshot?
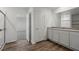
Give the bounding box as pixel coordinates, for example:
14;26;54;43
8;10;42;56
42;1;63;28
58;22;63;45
16;16;26;40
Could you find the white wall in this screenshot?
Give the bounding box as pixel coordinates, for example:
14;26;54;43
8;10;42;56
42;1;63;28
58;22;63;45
31;8;59;44
0;7;29;43
49;12;61;27
5;17;17;43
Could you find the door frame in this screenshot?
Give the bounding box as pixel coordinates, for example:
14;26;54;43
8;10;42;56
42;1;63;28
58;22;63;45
0;10;6;49
29;12;32;44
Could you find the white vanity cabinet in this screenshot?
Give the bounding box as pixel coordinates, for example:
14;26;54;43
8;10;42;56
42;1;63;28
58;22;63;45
53;29;59;42
47;28;59;42
59;30;70;47
70;32;79;50
47;28;53;41
48;28;70;48
47;27;79;50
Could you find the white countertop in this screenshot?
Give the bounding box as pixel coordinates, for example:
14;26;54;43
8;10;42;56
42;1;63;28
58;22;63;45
48;27;79;32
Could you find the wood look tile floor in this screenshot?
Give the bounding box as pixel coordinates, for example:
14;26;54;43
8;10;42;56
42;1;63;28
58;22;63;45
3;40;72;51
3;40;32;51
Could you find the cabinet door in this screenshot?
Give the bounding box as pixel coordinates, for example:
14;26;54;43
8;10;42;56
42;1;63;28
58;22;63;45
53;30;59;42
47;28;53;41
70;32;79;50
59;31;69;47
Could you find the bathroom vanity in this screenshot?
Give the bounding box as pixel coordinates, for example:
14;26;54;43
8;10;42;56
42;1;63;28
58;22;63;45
47;27;79;50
